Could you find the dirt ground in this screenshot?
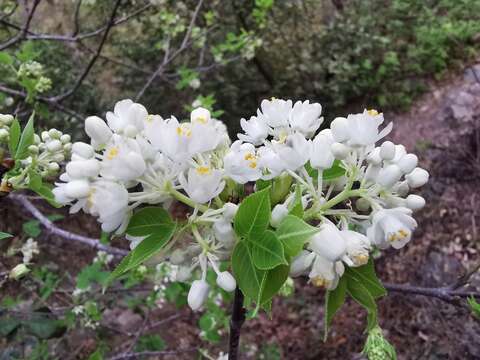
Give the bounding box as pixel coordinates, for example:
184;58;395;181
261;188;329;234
2;63;480;359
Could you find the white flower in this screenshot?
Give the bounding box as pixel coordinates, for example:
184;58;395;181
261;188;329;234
309;255;344;290
290;250;315;277
213;219;236;248
379;141;395;161
86;180;129;232
405;194;425;211
310;129;335;169
308;222;346;262
257;98;292;128
179;165;225;204
341;230;370;267
405;167;429;188
190;107;211;125
238;116;270;145
100;135;146;182
289;100;322;137
330;117;349;142
257;145;286;179
397;153;418;174
66;159;100;179
85;116;112;149
224;141;262;183
216;271;236;292
270;203;289;228
106;99;147;135
345;109;393;147
376;164;403;188
273;132;310;171
72;142;94;159
188;279;210;310
64;179;91;198
367;207;417;249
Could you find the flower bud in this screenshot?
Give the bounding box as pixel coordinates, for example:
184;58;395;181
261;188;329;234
356;197;370;211
0;128;9;140
28;145;39;154
364;164;380;183
398;154;418;174
170;249;186;265
331;142;349;160
222;203;238;221
41;131;50;141
52;153;65;162
47;139;62;152
270;203;289;228
380;141;395;161
330;117;349;142
60;134;71;144
48;162;60;173
0;114;14;125
10;263;30;279
366;148;382;165
405;167;429;188
191;107;211;124
72;142;94;159
406;194;425;210
64;179;90;198
213;220;236;248
63;143;72;152
48;128;61;139
187;280;210;311
66;159;100;178
377;164;402;188
216;271;236;292
33;134;41;145
85;116;112;148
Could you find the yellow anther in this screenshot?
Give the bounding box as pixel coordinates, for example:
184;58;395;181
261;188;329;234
176;124;192;137
196;166;212;175
354;254;369;266
106;147;119;160
86;188;96;208
248;161;257;169
194;115;208;124
367;109;379;116
388;233;397;242
244;152;256;161
146;115;154;123
398;229;408;238
311;276;331;288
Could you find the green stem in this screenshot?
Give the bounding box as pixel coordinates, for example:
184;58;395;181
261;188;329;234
167;183;209;213
320;189;364;211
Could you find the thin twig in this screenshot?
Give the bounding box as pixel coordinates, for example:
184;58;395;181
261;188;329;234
0;0;41;50
108;349;198;360
10;193;128;256
49;0;122;102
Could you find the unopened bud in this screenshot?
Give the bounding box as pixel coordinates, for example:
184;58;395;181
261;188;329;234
406;194;425;210
405;168;429;188
216;271;236;292
63;143;72;152
41;131;50;141
33;134;41;145
191;107;211;124
377;164;402;188
331;142;349;160
380;141;395;161
66;159;100;178
366;148;382;165
28;145;39;154
0;128;9;140
270;203;289;228
60;134;71;144
330;117;349;142
398;154;418;174
187;280;210;311
10;264;30;279
48;128;61;139
356;198;370;211
72;142;94;159
85;116;112;148
0;114;14;125
47;139;62;152
222;203;238;221
48;162;60;173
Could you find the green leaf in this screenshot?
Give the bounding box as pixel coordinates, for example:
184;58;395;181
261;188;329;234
270;174;293;205
23;314;66;339
22;215;62;238
77;262;110;290
258;263;289;305
276;215;318;258
288;185;304;218
0;231;12;240
126;206;175;237
0;51;13;65
324;276;347;341
234;187;271;238
15;113;35;160
0;315;21;336
323;160;346;181
8;118;20;155
31;184;61;208
345;259;386;299
108;208;176;282
250;230;287;270
345;272;378;331
232;241;264;301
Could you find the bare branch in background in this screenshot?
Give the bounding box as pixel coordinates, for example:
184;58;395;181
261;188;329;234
10;193;129;256
108;349;198;360
0;0;41;50
48;0;122;103
135;0;205;101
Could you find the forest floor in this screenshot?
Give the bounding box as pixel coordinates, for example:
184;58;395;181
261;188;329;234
2;63;480;360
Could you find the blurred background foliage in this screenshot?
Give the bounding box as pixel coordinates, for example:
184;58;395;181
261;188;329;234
0;0;479;136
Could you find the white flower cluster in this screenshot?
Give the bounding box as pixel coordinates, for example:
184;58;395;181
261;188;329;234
229;99;429;290
54;98;429;310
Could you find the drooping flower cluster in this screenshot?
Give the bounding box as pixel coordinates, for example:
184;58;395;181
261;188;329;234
53;98;429;310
